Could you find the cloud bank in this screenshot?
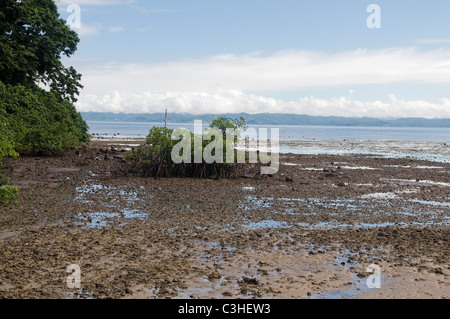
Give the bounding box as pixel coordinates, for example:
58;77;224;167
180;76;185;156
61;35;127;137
76;89;450;119
74;48;450;118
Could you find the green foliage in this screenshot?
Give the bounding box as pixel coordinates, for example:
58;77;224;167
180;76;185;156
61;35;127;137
0;0;90;151
210;116;248;141
146;126;177;161
125;117;256;178
0;0;82;103
0;1;90;206
0;81;89;153
0;175;18;206
0;97;19;206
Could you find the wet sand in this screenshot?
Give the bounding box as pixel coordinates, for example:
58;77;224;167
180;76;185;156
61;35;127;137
0;139;448;299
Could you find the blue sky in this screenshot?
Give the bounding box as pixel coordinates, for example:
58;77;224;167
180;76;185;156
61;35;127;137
57;0;450;118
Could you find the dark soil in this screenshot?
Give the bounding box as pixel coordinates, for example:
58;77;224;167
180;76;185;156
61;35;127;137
0;139;448;299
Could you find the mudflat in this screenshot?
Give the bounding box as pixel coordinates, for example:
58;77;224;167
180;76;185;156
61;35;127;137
0;139;448;299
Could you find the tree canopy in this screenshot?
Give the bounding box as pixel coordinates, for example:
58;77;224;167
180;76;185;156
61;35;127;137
0;0;82;103
0;0;89;205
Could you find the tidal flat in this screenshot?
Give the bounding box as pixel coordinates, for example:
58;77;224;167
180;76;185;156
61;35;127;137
0;139;448;299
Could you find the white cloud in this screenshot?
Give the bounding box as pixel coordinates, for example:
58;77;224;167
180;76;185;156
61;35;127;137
77;48;450;93
75;89;450;119
73;48;450;118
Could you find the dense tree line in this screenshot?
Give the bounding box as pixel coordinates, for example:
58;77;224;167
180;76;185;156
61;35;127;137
0;0;89;205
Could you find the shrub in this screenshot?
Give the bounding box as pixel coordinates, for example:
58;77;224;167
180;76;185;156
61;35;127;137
0;82;89;153
0;108;19;206
124;117;262;179
0;81;89;205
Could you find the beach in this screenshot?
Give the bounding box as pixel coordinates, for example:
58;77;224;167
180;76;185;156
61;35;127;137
0;138;448;299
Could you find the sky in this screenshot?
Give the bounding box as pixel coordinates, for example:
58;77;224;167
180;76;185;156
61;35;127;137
56;0;450;118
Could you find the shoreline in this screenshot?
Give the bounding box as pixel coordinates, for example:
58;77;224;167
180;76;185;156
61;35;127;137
90;135;450;164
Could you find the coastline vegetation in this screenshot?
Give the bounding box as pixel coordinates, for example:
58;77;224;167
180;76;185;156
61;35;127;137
124;117;254;179
0;0;89;205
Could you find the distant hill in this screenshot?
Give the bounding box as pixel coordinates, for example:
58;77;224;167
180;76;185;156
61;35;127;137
81;112;450;128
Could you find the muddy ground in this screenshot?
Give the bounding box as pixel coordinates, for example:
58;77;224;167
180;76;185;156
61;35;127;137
0;139;449;299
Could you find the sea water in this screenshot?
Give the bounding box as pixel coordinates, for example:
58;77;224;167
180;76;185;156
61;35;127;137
87;121;449;163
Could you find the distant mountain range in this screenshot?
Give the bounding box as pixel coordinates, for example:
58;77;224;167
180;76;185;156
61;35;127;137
81;112;450;128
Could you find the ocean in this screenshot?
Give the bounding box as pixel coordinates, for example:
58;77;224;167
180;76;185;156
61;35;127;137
87;120;449;142
87;121;450;163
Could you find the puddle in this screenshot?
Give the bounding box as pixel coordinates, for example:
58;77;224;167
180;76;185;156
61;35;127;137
360;193;399;199
75;183;146;203
309;249;387;299
281;162;300;166
204;241;238;252
381;178;450;188
409;199;450;207
65;289;95;299
383;165;412;168
75;209;149;229
297;221;401;229
174;276;229;299
239;194;450;229
340;166;377;170
239;196;273;210
308;274;381;299
244;220;290;230
383;165;446;170
395;188;420;194
242;196;362;212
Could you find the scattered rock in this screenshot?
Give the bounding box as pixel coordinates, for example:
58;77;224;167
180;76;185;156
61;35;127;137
242;277;259;285
208;271;221;280
125;288;134;295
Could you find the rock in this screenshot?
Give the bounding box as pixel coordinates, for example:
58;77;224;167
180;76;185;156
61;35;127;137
125;288;134;295
158;288;170;295
208;271;221;280
130;268;145;274
356;271;371;278
242;277;259;285
434;268;444;275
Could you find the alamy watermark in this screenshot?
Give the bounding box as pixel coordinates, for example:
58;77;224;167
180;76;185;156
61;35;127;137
66;4;81;29
170;121;280;175
66;264;81;289
367;4;381;29
366;264;381;289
